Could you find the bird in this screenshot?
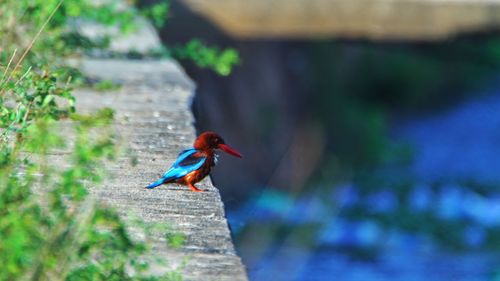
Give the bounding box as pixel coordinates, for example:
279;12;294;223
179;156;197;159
145;131;242;192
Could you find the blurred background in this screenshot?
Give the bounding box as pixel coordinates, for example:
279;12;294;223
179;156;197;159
148;0;500;280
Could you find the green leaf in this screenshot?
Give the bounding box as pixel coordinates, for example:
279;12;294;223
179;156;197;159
42;94;54;107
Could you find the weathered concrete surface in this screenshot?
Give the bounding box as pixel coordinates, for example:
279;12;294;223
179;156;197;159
181;0;500;40
72;58;248;281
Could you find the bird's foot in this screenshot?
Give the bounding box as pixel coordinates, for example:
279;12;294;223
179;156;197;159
188;184;204;192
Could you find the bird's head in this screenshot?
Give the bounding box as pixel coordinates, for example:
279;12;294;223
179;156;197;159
194;131;242;158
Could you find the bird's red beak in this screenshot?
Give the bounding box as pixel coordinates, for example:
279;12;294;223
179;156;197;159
218;143;243;158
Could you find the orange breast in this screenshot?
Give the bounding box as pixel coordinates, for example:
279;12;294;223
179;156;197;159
178;154;214;185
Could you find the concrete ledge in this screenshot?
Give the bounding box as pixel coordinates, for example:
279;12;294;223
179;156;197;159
181;0;500;40
73;58;248;281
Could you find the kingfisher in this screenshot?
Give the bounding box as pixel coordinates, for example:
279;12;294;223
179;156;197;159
145;131;242;192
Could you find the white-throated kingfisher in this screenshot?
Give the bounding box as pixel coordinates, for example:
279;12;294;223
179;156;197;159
145;131;242;192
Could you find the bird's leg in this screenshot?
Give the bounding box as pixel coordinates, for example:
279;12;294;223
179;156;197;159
188;183;203;192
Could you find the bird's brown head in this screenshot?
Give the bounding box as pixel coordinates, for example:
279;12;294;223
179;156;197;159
194;131;242;158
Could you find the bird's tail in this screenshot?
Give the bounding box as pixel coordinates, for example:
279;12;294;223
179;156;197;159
145;176;174;189
146;178;165;188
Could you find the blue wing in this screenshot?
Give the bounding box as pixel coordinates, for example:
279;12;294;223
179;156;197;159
146;149;206;189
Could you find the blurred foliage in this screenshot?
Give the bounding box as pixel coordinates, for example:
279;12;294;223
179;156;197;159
306;37;500;177
139;0;242;75
139;1;170;28
172;39;241;76
92;79;122;91
303;37;500;253
0;0;239;78
165;230;186;249
0;0;136;67
0;68;183;280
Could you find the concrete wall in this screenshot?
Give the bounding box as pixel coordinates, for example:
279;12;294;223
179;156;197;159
182;0;500;40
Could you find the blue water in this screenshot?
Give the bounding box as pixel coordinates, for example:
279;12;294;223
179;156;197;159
395;91;500;184
230;186;500;281
229;90;500;281
250;247;496;281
